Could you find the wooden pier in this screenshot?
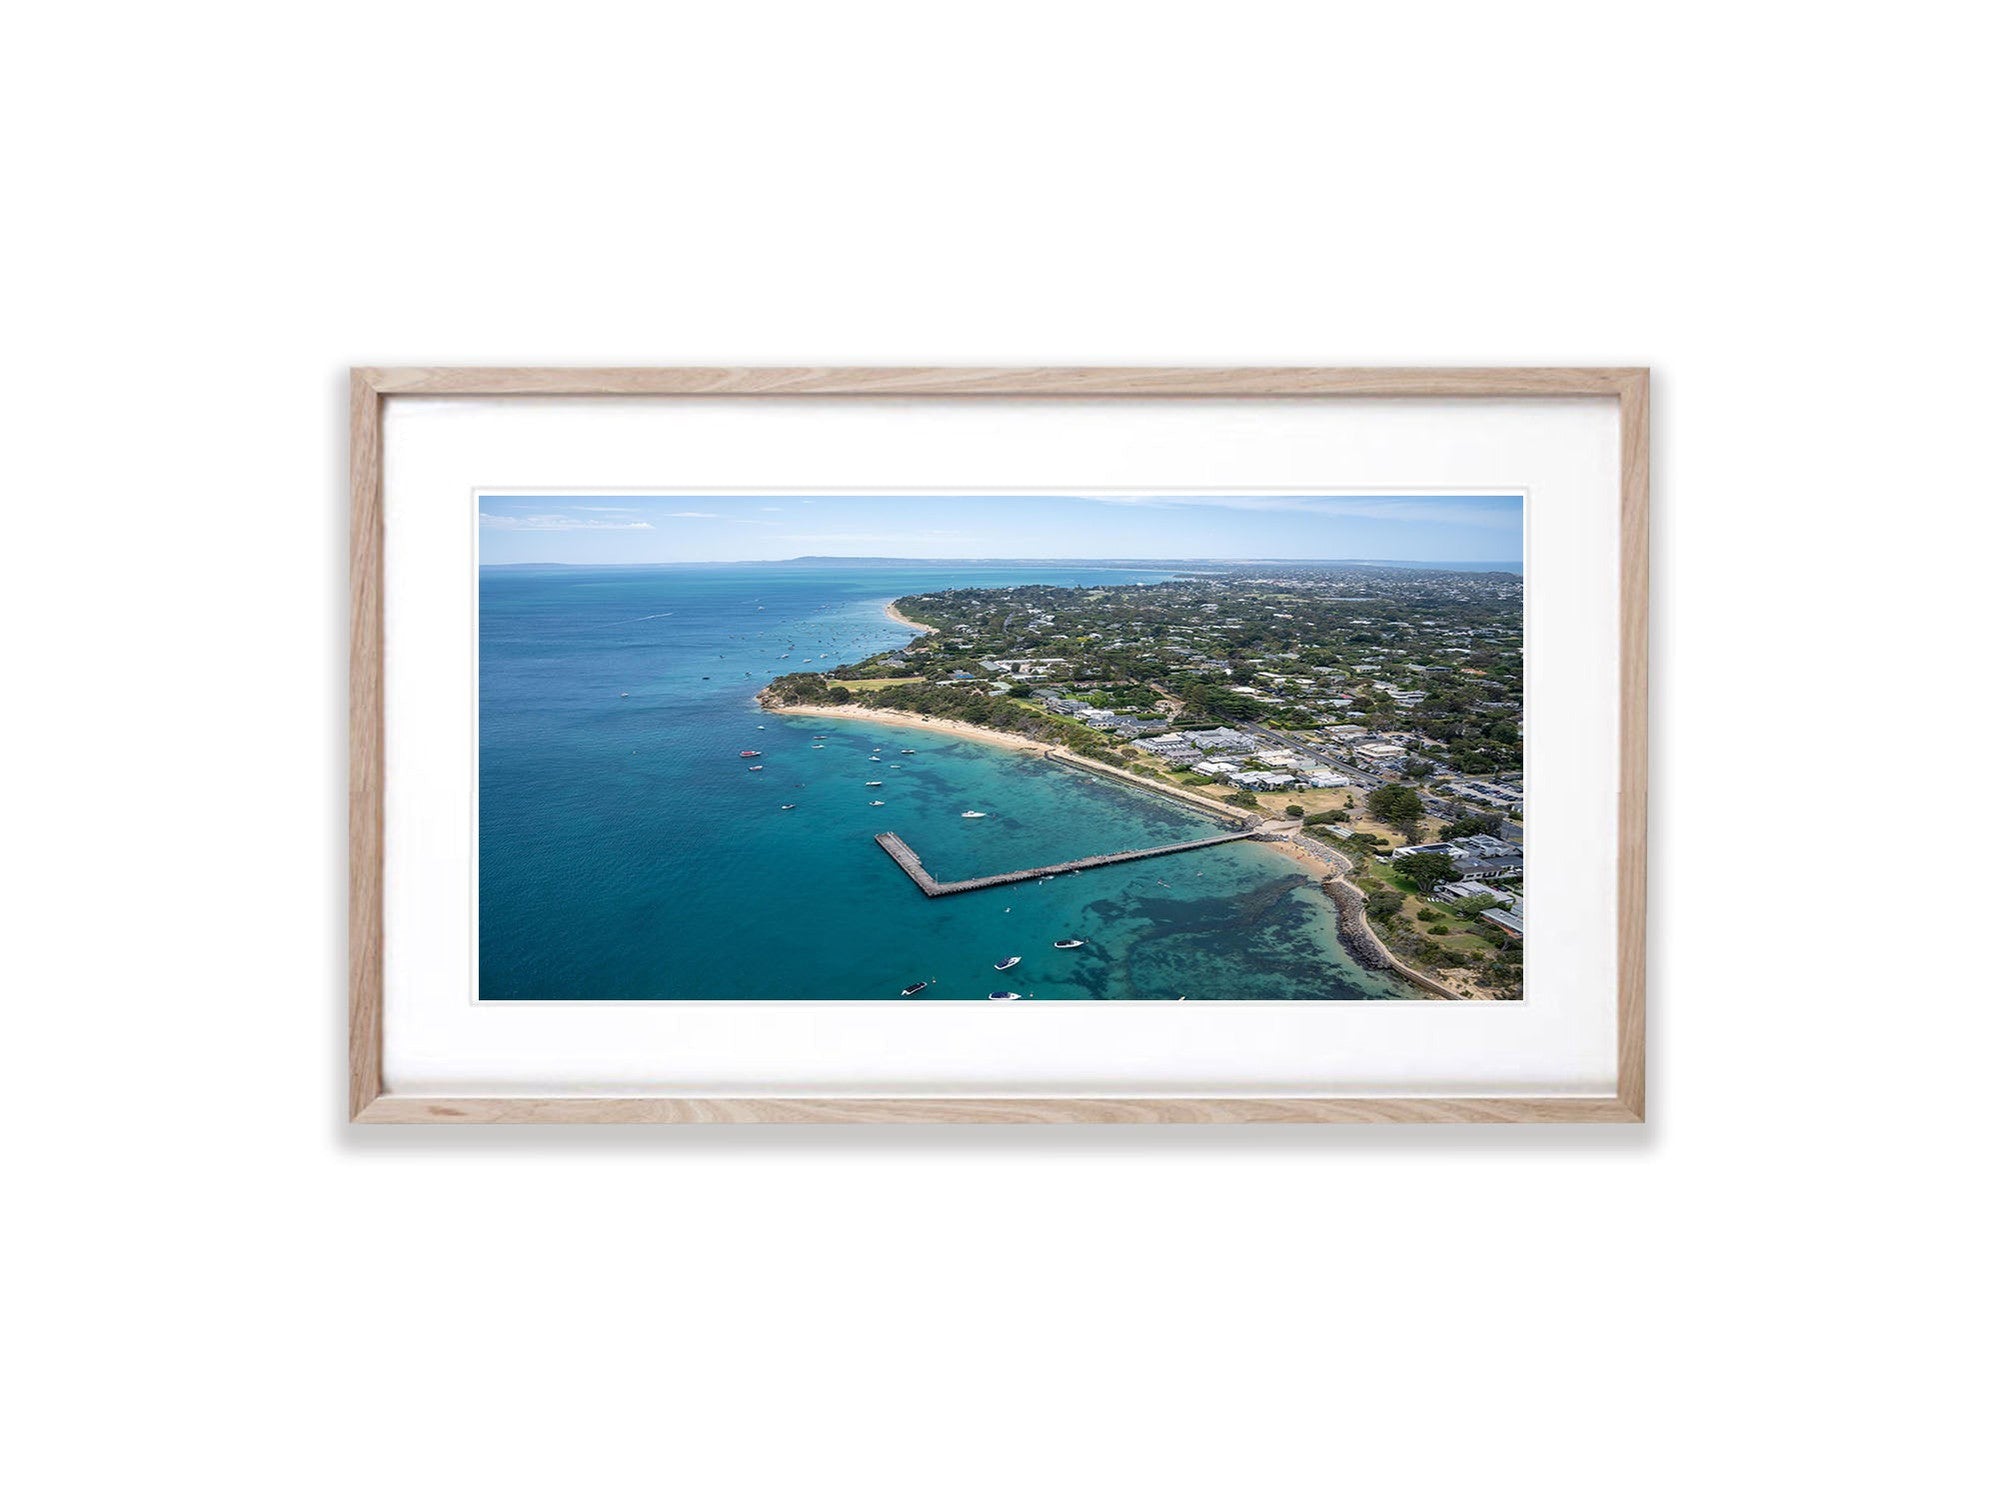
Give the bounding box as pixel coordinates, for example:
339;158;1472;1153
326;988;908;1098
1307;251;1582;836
874;828;1256;897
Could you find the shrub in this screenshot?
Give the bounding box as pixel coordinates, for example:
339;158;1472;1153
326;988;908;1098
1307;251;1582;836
1284;804;1305;819
1365;888;1404;922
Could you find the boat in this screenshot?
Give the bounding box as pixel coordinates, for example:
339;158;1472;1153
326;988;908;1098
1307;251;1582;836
739;750;761;758
1053;939;1085;949
988;991;1021;1002
869;800;885;806
619;692;629;698
779;803;796;810
994;956;1021;972
899;980;929;997
961;810;988;819
747;765;765;772
756;724;766;730
899;748;915;754
865;780;883;787
812;744;825;749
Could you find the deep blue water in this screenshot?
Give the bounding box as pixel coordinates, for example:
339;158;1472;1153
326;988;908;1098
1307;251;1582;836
479;564;1410;1001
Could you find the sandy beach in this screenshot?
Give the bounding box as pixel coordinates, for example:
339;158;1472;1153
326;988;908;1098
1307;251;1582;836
881;599;937;634
757;696;1256;829
760;697;1053;757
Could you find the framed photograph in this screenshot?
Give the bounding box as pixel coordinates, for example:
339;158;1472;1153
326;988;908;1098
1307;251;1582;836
351;367;1647;1122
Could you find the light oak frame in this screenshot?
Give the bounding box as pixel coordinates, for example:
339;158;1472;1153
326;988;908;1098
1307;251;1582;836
350;367;1649;1123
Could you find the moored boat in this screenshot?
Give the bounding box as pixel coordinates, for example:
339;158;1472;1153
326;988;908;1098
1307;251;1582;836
988;991;1020;1001
961;810;988;819
900;980;929;997
994;956;1021;971
1053;938;1085;949
739;749;761;758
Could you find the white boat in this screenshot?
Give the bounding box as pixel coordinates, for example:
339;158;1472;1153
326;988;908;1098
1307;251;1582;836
869;800;885;806
747;765;765;772
779;803;796;810
994;956;1021;972
988;991;1020;1002
865;781;884;787
900;980;929;997
1053;939;1085;949
961;810;988;819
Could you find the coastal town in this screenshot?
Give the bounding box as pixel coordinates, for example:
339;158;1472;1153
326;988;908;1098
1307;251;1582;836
761;564;1526;1000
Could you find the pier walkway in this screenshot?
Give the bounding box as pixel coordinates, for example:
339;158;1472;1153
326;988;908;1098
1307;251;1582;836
874;829;1257;898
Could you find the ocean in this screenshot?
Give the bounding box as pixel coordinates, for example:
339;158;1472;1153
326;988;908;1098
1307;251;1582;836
478;563;1413;1001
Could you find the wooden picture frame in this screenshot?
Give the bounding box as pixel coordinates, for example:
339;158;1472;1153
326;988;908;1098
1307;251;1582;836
351;367;1648;1123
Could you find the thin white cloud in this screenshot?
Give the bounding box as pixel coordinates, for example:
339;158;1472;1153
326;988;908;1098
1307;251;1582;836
479;513;654;531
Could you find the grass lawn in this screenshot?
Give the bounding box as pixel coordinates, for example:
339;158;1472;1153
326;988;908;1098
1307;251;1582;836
841;676;926;692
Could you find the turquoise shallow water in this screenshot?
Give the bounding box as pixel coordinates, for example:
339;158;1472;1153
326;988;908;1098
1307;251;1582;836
478;563;1410;1001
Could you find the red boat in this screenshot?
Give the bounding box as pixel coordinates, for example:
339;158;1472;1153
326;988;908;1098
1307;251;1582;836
739;749;762;758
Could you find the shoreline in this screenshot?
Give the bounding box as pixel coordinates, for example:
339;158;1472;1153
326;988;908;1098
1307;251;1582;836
758;695;1248;827
882;598;937;634
1257;834;1479;1000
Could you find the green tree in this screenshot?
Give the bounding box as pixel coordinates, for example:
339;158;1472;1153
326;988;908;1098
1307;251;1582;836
1366;783;1423;822
1284;804;1305;819
1396;851;1457;894
1365;887;1405;923
1440;813;1503;840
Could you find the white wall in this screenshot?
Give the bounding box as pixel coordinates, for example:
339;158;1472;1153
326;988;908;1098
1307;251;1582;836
8;4;1988;1496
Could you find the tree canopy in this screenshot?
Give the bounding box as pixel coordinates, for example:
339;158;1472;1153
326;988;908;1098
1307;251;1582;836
1395;851;1457;894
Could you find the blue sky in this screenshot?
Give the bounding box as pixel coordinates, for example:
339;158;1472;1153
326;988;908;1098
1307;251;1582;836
476;492;1524;565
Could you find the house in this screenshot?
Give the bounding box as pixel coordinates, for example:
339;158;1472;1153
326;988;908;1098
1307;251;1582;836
1481;906;1525;940
1391;842;1456;861
1192;759;1240;777
1228;769;1298;790
1184;728;1256;752
1304;771;1351;789
1436;880;1513;906
1453;833;1522;861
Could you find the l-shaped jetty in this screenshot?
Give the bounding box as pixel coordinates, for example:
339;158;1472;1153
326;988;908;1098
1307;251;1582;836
874;829;1257;898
